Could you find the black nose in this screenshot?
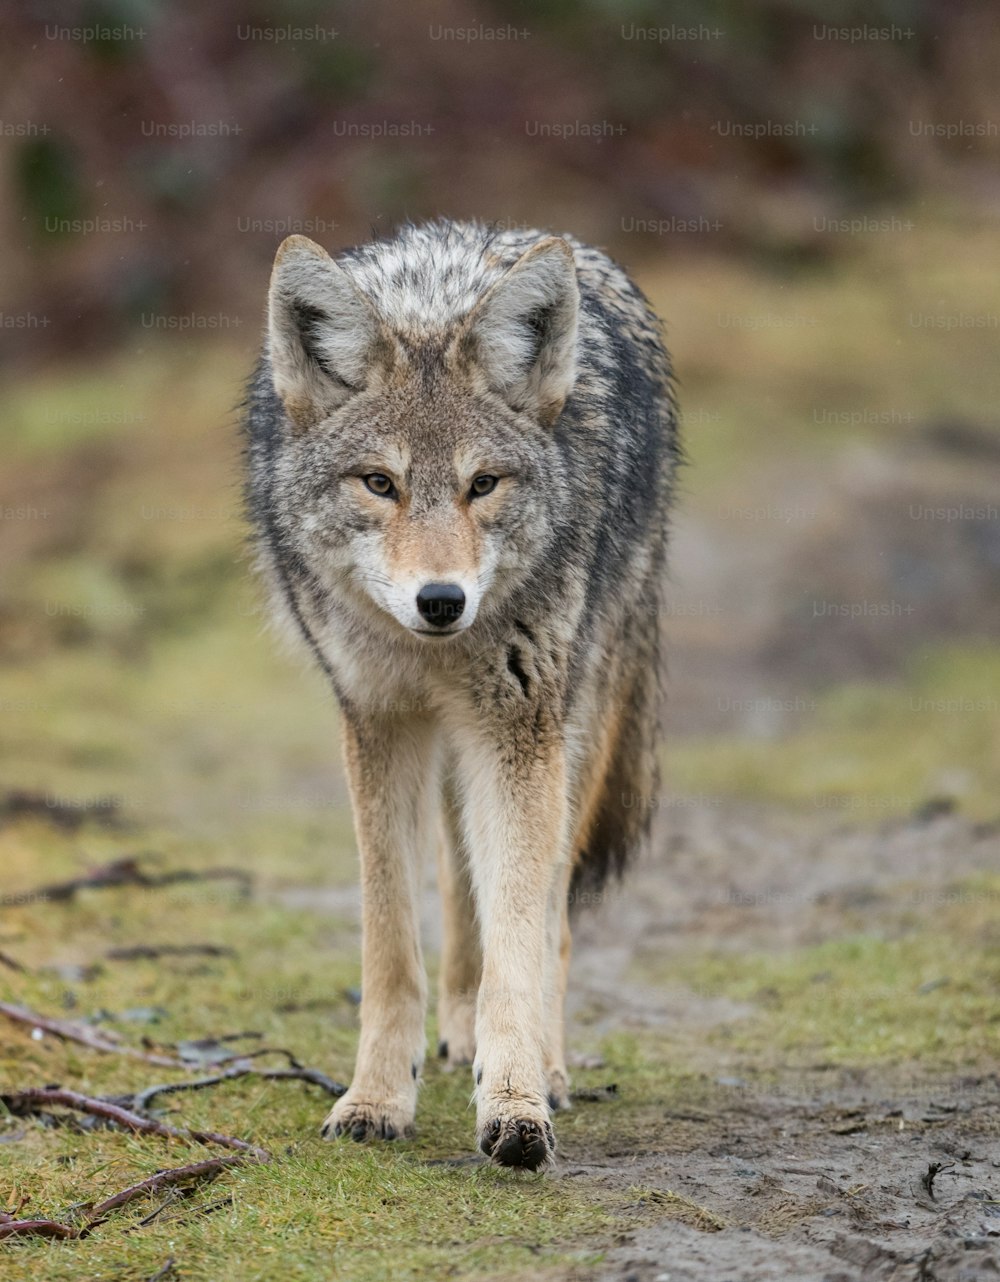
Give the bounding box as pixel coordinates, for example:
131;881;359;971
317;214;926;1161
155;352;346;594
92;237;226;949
416;582;465;627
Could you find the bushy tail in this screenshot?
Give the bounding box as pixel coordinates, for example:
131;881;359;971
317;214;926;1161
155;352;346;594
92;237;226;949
569;617;661;908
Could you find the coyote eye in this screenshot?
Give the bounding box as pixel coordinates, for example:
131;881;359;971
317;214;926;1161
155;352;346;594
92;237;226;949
469;474;499;498
364;473;397;498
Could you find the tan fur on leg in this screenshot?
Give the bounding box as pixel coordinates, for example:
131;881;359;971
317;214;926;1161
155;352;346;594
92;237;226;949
455;730;568;1171
323;715;433;1143
542;858;573;1110
436;767;481;1067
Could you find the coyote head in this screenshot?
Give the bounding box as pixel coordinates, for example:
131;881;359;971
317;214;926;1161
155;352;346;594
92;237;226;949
266;234;580;640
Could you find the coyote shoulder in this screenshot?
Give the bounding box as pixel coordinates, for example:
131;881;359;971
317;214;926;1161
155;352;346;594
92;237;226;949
244;220;678;1169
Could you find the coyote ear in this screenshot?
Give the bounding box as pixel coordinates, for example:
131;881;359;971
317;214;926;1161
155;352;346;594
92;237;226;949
462;237;579;426
268;235;387;430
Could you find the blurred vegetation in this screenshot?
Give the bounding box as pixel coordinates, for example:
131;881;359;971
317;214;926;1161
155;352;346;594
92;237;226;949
2;0;1000;359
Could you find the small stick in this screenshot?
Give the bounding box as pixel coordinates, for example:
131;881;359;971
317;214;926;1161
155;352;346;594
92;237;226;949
0;1217;80;1240
1;1087;270;1161
90;1156;246;1218
920;1160;955;1201
129;1063;346;1111
0;1001;185;1068
145;1259;177;1281
106;944;236;961
8;855;251;907
129;1192;180;1230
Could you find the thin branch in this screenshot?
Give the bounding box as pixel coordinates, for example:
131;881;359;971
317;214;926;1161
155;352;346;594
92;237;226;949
0;789;123;833
129;1192;180;1231
0;1217;80;1240
90;1156;246;1217
0;1090;268;1245
106;944;236;961
1;1087;270;1161
8;854;252;906
920;1160;955;1201
0;1001;185;1068
127;1063;346;1111
145;1258;177;1281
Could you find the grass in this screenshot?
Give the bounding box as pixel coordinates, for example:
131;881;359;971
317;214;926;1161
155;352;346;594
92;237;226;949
634;872;1000;1069
0;818;652;1280
628;1187;727;1232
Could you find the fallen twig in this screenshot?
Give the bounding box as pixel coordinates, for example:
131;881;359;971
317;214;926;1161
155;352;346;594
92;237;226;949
1;1087;270;1161
920;1160;955;1201
129;1193;232;1233
181;1194;232;1220
106;944;236;961
0;950;26;973
126;1062;346;1111
145;1258;177;1281
0;1216;80;1240
0;1001;185;1068
90;1156;245;1217
8;854;251;906
0;1197;80;1240
0;790;123;832
129;1192;180;1231
0;1089;269;1244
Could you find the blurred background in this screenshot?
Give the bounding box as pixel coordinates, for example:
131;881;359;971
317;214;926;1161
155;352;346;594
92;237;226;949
2;0;999;834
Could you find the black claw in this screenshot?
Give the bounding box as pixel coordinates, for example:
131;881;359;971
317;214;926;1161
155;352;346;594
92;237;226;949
480;1117;554;1170
479;1117;503;1157
327;1111;408;1143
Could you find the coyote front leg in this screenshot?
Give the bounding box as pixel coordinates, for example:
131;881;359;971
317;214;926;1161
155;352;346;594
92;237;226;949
460;733;569;1170
322;715;433;1142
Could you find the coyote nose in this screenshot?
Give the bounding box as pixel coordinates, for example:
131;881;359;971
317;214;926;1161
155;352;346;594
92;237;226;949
416;582;465;627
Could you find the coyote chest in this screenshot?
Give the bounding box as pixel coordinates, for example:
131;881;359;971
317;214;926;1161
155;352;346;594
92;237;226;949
244;219;677;1169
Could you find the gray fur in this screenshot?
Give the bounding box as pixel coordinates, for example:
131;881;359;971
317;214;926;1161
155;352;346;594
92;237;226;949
244;218;679;895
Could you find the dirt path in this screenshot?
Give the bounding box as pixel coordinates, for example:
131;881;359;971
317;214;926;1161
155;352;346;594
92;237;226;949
549;802;1000;1281
582;1070;999;1282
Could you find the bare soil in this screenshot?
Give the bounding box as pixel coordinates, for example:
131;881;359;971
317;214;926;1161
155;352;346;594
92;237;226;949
556;801;1000;1281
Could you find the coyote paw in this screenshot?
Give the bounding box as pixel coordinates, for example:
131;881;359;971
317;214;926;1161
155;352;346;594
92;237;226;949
546;1067;571;1111
477;1103;555;1170
321;1094;414;1143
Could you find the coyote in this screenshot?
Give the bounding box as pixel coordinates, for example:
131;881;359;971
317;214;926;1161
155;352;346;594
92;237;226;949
244;221;677;1169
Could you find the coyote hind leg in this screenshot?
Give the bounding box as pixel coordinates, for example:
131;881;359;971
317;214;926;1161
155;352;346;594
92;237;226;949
436;768;481;1068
